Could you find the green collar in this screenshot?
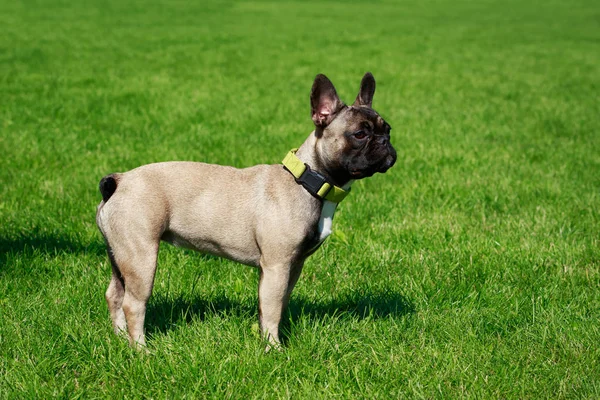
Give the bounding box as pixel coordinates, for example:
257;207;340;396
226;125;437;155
282;149;350;203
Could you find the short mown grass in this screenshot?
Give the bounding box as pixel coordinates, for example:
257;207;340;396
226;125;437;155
1;0;599;398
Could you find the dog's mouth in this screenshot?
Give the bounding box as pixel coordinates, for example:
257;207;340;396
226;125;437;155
349;153;396;178
349;166;378;179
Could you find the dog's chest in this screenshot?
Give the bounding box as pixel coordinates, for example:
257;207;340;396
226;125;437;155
303;200;337;254
317;201;337;242
307;180;353;253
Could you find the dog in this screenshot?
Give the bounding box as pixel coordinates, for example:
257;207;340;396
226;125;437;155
96;72;396;348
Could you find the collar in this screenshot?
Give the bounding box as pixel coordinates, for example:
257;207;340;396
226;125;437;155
282;148;350;203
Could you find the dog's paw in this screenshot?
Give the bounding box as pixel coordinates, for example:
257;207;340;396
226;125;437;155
264;342;284;353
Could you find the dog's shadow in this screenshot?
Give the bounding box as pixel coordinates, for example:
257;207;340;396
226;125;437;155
288;290;415;320
0;232;106;269
145;293;253;336
145;289;414;338
0;228;106;263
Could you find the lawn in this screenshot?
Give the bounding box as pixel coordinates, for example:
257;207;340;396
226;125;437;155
1;0;599;398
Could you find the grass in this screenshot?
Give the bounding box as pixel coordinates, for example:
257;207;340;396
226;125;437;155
1;0;599;397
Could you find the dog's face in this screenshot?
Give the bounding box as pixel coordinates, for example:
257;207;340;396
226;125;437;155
310;73;397;182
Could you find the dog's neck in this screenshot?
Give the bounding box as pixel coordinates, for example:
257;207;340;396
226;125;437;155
295;132;352;189
296;133;353;250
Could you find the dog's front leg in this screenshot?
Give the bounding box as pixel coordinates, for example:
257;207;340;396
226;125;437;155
258;259;304;349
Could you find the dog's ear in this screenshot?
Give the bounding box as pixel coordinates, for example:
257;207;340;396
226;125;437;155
311;74;343;127
353;72;376;108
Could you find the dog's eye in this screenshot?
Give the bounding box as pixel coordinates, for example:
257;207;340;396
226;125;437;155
354;131;367;140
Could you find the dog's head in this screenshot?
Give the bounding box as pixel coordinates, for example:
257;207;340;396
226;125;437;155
310;73;397;182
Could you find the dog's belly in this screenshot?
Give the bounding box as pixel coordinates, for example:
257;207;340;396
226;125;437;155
161;230;261;267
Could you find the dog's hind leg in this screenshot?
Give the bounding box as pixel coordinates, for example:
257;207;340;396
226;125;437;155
96;174;163;347
100;220;159;347
105;245;127;335
113;241;159;347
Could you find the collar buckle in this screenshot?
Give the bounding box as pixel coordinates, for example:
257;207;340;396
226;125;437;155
295;164;331;199
282;148;349;203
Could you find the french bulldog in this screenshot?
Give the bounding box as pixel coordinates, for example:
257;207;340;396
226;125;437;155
96;72;396;348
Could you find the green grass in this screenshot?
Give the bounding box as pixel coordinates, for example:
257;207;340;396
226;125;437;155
1;0;599;397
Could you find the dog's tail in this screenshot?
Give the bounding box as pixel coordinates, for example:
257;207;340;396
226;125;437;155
99;174;119;202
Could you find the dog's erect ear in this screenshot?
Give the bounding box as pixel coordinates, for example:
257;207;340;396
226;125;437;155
353;72;376;108
311;74;343;128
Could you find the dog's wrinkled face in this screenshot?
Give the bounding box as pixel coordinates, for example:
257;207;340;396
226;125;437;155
311;73;397;183
326;106;396;179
